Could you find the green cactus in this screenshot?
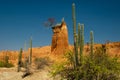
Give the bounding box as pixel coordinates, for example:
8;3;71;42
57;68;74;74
24;41;27;52
72;3;76;35
17;48;23;72
90;31;94;59
29;36;32;64
81;24;84;63
78;23;81;63
78;23;81;46
75;34;79;66
5;54;9;64
72;3;79;67
78;23;84;64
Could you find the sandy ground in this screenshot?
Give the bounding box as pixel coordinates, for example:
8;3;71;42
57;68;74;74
0;66;59;80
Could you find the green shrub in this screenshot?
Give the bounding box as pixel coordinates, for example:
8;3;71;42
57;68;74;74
50;62;65;78
0;61;14;68
0;55;14;68
50;49;120;80
0;61;5;67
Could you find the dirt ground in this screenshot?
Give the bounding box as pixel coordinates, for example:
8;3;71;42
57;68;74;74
0;66;60;80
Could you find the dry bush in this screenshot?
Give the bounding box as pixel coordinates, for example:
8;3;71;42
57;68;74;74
34;57;50;69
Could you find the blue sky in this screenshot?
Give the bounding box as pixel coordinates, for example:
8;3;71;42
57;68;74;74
0;0;120;50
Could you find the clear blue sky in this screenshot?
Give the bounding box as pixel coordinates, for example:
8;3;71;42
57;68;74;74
0;0;120;50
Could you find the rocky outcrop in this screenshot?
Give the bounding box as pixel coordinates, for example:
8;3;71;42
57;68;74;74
51;20;69;55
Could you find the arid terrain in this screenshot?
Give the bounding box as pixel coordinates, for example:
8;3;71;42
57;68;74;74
0;42;120;80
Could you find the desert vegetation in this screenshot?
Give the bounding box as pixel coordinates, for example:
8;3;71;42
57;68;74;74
0;58;14;68
50;3;120;80
0;2;120;80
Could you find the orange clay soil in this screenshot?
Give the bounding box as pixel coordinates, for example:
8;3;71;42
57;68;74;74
0;42;120;65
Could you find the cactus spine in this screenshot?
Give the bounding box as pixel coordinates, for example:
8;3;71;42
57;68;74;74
29;36;32;65
90;31;94;59
72;3;79;67
18;48;22;72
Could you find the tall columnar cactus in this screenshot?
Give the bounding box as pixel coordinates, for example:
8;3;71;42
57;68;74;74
90;31;94;59
80;24;84;61
78;23;84;64
24;41;27;52
18;48;23;72
78;23;81;46
75;34;79;66
29;36;32;65
72;3;79;67
5;52;9;64
72;3;76;35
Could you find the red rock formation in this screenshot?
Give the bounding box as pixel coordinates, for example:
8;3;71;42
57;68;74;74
51;20;69;55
